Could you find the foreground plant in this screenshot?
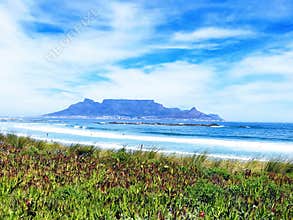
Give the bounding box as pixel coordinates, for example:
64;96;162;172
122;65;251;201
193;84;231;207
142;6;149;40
0;134;292;219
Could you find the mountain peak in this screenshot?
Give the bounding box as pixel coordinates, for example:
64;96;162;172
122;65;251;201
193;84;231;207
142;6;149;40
189;107;198;112
83;98;95;103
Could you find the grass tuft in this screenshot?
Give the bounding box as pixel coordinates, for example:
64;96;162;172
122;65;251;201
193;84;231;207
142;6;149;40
265;160;293;174
69;144;95;157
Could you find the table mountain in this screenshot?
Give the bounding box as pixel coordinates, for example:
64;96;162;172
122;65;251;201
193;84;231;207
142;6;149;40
45;99;223;121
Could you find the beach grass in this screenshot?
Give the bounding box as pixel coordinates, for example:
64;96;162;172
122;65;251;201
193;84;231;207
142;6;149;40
0;133;292;219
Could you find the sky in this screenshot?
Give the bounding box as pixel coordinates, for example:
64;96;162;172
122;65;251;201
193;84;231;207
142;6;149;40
0;0;293;122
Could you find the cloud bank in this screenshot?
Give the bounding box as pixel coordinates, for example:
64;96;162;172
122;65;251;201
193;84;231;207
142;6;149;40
0;0;293;122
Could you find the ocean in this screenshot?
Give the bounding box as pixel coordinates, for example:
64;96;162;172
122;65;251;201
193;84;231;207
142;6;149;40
1;117;293;161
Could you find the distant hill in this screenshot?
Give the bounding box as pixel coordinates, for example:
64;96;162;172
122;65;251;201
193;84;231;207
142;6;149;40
45;99;223;121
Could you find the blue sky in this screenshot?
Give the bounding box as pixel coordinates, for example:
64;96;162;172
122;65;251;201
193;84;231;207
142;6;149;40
0;0;293;122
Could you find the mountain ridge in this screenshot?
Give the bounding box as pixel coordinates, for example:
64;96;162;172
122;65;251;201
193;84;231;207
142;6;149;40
45;99;223;121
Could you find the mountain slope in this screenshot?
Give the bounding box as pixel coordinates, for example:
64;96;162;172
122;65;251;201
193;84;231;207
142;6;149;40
45;99;223;121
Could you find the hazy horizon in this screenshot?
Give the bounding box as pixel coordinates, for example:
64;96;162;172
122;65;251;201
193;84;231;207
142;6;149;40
1;0;293;122
1;97;293;123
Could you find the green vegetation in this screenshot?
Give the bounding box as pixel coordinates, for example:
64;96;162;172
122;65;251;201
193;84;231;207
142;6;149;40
0;134;292;219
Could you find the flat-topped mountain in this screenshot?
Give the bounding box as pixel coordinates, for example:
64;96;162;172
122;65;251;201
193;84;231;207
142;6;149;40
45;99;223;121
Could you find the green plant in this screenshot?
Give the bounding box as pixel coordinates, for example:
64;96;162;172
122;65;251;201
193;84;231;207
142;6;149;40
69;144;95;157
190;153;208;169
265;160;293;174
0;133;292;219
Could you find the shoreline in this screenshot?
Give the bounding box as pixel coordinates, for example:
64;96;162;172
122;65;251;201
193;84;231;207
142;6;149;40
10;124;293;154
1;131;288;162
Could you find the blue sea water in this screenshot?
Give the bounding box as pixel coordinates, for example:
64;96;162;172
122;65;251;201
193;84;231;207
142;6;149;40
0;117;293;161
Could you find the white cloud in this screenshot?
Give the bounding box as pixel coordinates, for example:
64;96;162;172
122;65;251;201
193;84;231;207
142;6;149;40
78;61;214;110
230;50;293;77
210;48;293;122
210;81;293;122
151;42;220;50
173;27;254;42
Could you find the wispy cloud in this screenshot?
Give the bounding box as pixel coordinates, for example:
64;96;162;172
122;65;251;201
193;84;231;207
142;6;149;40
77;61;214;109
230;50;293;77
173;27;255;42
44;9;100;62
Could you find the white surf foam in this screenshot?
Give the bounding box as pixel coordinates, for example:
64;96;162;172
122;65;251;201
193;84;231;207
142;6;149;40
11;132;259;161
12;124;293;154
210;125;225;128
